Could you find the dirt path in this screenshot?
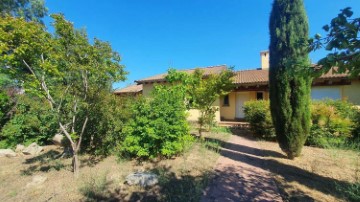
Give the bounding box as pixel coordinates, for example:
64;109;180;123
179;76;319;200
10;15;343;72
201;134;283;202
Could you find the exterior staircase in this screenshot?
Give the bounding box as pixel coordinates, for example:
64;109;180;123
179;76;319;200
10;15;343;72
218;121;250;128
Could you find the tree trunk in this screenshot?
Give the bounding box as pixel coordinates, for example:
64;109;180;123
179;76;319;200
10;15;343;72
73;152;80;178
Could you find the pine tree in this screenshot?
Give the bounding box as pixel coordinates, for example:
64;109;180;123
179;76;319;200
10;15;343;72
269;0;312;159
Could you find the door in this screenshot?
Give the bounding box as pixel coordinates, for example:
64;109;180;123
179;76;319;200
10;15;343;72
236;92;250;119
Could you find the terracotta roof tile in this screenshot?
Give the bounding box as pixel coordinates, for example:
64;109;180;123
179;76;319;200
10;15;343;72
135;65;227;84
114;84;142;94
115;66;351;94
233;69;268;84
233;68;349;85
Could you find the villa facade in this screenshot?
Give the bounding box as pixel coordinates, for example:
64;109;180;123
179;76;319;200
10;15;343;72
114;51;360;122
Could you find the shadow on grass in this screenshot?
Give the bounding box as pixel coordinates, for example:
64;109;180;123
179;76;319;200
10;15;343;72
21;150;67;175
24;150;61;164
80;165;216;202
80;156;106;168
80;127;353;201
218;127;353;201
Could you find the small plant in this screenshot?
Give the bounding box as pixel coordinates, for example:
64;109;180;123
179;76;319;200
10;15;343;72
211;126;231;134
79;172;109;201
203;139;222;153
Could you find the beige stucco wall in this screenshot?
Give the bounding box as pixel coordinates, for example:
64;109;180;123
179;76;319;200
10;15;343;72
220;91;268;121
142;80;360;122
142;83;155;97
187;98;220;122
219;92;236;120
142;82;221;122
343;80;360;105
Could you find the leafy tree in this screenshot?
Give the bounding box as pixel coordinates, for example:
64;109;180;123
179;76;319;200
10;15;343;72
80;91;134;156
119;85;192;159
310;7;360;77
0;0;47;23
0;0;47;88
269;0;312;159
0;16;126;176
0;91;11;129
166;68;234;136
0;95;57;148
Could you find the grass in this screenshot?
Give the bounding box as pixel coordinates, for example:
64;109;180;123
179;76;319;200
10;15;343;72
79;171;109;201
4;125;358;201
256;137;360;202
335;152;360;202
0;128;231;202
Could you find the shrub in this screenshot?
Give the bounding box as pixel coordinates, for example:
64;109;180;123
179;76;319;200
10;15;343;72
118;85;193;159
352;110;360;141
243;100;275;140
0;91;11;129
0;95;57;148
323;99;357;119
243;99;358;149
307;101;354;148
79;91;134;156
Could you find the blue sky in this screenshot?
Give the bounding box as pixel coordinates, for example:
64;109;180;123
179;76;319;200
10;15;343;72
44;0;360;89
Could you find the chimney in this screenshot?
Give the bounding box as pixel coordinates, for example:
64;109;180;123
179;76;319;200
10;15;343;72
260;50;269;69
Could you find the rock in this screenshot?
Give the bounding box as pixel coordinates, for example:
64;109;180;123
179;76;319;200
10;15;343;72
0;149;17;157
22;143;43;155
125;172;158;187
52;134;64;146
26;175;47;188
15;144;25;153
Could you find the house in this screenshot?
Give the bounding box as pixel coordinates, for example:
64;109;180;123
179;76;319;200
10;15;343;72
113;84;143;96
114;51;360;122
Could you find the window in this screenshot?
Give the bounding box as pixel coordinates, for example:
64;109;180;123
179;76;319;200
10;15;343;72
256;92;264;100
223;95;229;106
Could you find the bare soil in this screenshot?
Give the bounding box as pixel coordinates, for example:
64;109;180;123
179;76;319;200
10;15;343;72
202;127;359;202
0;128;358;202
257;139;359;202
0;130;230;202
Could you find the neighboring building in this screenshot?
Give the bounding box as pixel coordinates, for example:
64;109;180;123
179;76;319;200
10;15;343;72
115;51;360;122
114;84;143;96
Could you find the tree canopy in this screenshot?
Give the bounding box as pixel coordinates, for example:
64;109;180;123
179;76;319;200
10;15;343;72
0;15;127;176
311;7;360;77
0;0;47;23
166;68;234;134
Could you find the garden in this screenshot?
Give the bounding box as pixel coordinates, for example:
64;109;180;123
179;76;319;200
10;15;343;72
1;0;360;201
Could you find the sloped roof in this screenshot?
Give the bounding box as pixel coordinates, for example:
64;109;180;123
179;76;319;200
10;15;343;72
233;68;349;85
135;65;227;84
233;69;268;84
115;67;352;94
114;84;143;94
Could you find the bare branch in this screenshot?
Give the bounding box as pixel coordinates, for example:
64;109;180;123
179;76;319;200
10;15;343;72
71;99;77;134
59;122;75;146
22;59;56;109
82;70;88;100
57;84;72;112
76;116;88;152
41;53;45;63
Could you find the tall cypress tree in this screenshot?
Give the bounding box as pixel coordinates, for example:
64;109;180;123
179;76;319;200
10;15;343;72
269;0;312;159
